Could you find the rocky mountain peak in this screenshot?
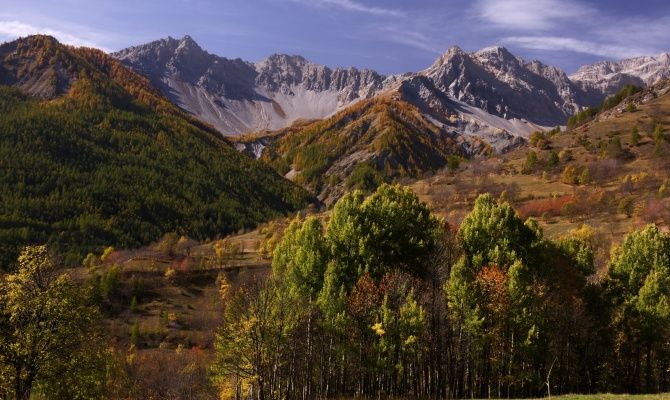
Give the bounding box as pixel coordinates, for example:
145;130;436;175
174;35;204;54
570;52;670;97
427;45;467;70
259;53;309;67
471;46;525;74
473;45;515;59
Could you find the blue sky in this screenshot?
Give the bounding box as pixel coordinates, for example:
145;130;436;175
1;0;669;75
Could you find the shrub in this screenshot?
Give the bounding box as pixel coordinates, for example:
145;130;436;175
618;197;634;218
619;175;634;193
164;267;177;283
559;149;573;162
547;151;559;168
631;127;640;146
100;246;115;262
523;151;538;174
659;180;669;197
447;155;460;172
346;163;385;193
530;131;549;148
578;168;591;185
653;124;665;144
518;195;574;218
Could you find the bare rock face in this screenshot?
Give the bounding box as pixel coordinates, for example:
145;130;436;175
114;36;669;155
113;37;386;135
421;46;588;126
570;53;670;97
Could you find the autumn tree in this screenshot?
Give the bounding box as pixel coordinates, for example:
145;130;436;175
0;245;107;400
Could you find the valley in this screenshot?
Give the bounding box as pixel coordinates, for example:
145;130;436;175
1;19;670;400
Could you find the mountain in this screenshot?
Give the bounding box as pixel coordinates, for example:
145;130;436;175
112;36;670;201
255;94;495;204
113;36;385;135
420;46;590;127
0;35;311;267
114;37;670;143
116;38;647;146
570;52;670;97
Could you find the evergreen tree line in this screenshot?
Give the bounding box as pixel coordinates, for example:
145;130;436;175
213;184;670;399
0;80;310;268
567;84;641;129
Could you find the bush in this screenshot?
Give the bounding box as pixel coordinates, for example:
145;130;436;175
100;246;115;262
447;155;460;172
346;163;385;193
578;168;591;185
523;151;538;174
164;267;177;283
547;151;559;168
659;180;669;197
654;124;665;144
631;127;640;146
559;149;573;162
518;195;574;218
618;197;634;218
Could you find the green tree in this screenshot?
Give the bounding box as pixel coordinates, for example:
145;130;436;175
346;163;385;193
547;150;560;168
523;150;538;173
447;155;460;172
653;124;665;144
0;246;107;400
326;184;440;288
631;127;640;146
608;225;670;392
272;216;328;299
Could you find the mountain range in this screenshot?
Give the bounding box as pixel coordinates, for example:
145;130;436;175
0;35;310;267
114;36;670;151
1;33;669;256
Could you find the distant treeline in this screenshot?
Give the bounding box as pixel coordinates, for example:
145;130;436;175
0;81;310;269
213;184;670;399
567;84;642;129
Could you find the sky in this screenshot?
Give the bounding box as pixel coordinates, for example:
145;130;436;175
1;0;669;75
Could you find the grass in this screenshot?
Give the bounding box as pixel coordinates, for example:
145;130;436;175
411;83;670;265
535;395;670;400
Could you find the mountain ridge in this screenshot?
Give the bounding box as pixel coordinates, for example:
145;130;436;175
570;52;670;96
113;36;387;135
0;35;311;266
114;37;668;151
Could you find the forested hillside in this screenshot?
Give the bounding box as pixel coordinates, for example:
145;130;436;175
258;96;482;203
0;36;311;268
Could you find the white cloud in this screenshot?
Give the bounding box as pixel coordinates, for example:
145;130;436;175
374;25;442;54
475;0;593;31
0;20;105;50
503;35;648;59
287;0;402;17
475;0;670;62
